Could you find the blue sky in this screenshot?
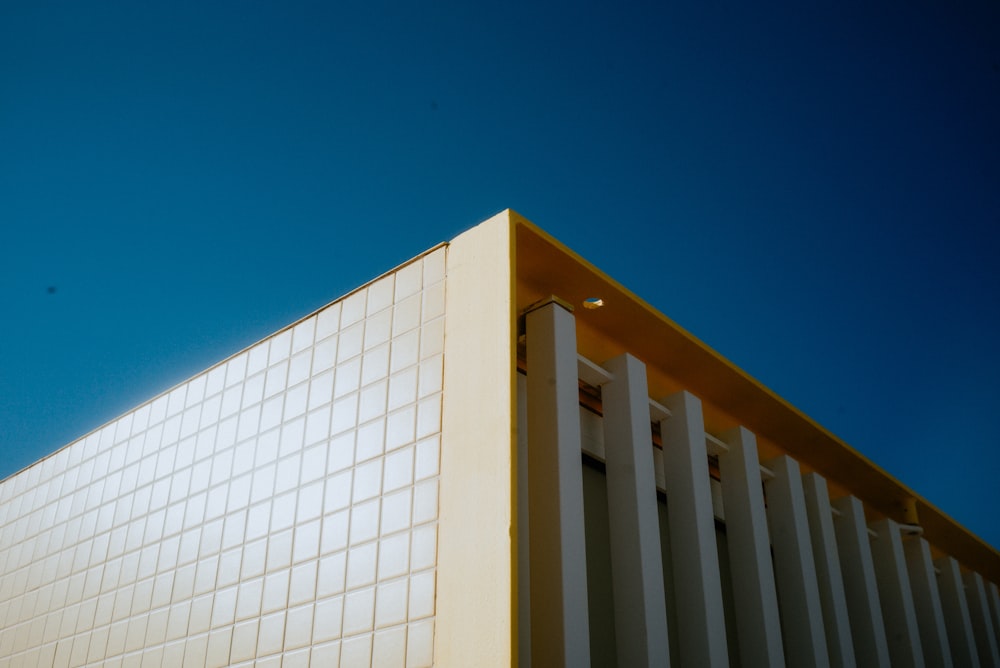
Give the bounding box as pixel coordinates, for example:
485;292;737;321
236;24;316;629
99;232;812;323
2;2;998;550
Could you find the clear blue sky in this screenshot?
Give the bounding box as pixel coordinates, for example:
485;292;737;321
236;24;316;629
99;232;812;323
2;2;998;551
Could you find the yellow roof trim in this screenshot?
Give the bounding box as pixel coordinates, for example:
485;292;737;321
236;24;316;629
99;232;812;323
509;209;1000;581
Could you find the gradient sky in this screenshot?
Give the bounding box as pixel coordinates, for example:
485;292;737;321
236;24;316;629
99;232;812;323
2;2;998;551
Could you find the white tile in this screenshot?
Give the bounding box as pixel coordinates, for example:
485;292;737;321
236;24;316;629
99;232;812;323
288;559;318;606
411;480;437;526
270;492;296;534
380;489;412;537
317;552;346;599
257;610;285;657
330;395;359;438
247;342;270;377
333;359;362;399
321;510;350;557
406;619;434;668
342;587;375;636
421;281;445;323
278;418;305;458
225;354;248;388
324;473;353;515
312;595;343;644
283;383;308;421
313;335;338;374
410;525;436;571
374;579;408;629
382;446;414;493
407;570;435;621
293;519;321;565
340;290;367;327
417;356;443;398
265;529;293;573
336;324;364;364
346;543;377;590
387;368;418;412
311;639;342;666
268;330;292;365
415;395;441;441
377;533;410;581
241;372;265;410
263;361;288;399
392;293;421;338
419;318;444;359
349;499;380;546
206;625;233;667
166;600;191;641
283;602;313;651
291;317;316;354
390;330;420;376
236;577;264;621
358;381;388;424
361;344;390;387
364;310;392;351
367;276;395;315
307;371;334;412
353;461;382;505
283;646;312;668
315;303;341;342
261;569;290;614
304;406;332;447
422;248;445;284
385;407;415;452
230;618;259;663
210;585;237;628
373;625;407;667
413;436;439;481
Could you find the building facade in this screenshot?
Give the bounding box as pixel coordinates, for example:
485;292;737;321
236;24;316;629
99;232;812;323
1;210;999;667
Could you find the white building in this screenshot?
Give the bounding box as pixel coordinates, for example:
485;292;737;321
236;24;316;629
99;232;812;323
1;210;998;667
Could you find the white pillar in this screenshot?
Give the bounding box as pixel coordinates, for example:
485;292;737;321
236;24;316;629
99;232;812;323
765;455;830;668
832;495;891;667
964;571;1000;667
869;518;925;667
659;390;727;668
601;354;669;668
516;373;531;668
802;473;856;668
525;300;590;668
903;536;953;667
935;556;980;668
989;583;1000;658
718;426;786;668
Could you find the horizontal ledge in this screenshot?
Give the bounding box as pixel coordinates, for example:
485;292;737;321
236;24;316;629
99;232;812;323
577;354;613;387
649;398;671;422
705;433;729;456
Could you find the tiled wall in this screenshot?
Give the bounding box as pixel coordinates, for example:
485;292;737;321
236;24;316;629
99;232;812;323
0;247;446;667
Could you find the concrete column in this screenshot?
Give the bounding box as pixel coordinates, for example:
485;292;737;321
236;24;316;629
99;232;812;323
659;390;728;668
935;556;980;668
964;571;1000;667
832;495;891;667
989;583;1000;658
525;300;590;668
903;536;953;667
718;426;786;668
516;373;531;668
802;473;856;668
601;354;669;667
765;455;830;668
869;518;925;667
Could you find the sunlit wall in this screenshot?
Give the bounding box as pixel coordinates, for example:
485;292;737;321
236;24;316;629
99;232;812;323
0;247;446;667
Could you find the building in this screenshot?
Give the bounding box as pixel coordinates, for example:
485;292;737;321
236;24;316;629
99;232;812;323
1;210;999;667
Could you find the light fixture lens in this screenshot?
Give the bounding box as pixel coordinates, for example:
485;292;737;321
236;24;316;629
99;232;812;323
583;297;604;310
